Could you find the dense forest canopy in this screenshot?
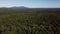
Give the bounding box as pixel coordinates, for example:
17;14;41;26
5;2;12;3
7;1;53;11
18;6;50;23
0;7;60;34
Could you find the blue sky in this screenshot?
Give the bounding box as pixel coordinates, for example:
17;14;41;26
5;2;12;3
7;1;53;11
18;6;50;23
0;0;60;8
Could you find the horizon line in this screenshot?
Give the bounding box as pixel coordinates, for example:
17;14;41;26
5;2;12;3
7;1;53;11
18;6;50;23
0;6;60;8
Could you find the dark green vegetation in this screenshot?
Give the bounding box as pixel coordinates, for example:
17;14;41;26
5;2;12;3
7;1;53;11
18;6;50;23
0;8;60;34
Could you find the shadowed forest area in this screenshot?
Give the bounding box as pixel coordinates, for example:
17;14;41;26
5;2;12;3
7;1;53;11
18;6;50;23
0;8;60;34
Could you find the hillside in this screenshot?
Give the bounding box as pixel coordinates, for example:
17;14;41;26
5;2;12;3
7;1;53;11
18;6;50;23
0;8;60;34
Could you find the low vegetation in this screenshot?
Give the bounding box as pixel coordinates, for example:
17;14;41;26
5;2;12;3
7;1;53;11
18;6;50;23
0;8;60;34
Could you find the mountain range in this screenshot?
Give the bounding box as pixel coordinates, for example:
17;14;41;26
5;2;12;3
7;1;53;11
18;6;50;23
0;6;60;11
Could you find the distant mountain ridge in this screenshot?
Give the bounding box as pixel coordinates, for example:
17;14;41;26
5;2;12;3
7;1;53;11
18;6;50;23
0;6;60;11
10;6;28;9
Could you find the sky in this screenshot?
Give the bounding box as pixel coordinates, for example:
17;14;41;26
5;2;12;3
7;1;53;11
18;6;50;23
0;0;60;8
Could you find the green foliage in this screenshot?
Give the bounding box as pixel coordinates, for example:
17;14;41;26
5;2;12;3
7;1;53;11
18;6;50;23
0;9;59;34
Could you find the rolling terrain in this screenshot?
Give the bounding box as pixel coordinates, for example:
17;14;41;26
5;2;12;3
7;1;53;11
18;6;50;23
0;7;60;34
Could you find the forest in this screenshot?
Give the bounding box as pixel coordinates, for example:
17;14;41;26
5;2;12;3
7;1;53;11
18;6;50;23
0;8;60;34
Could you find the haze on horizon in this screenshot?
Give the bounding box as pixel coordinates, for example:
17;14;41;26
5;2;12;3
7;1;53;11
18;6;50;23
0;0;60;8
